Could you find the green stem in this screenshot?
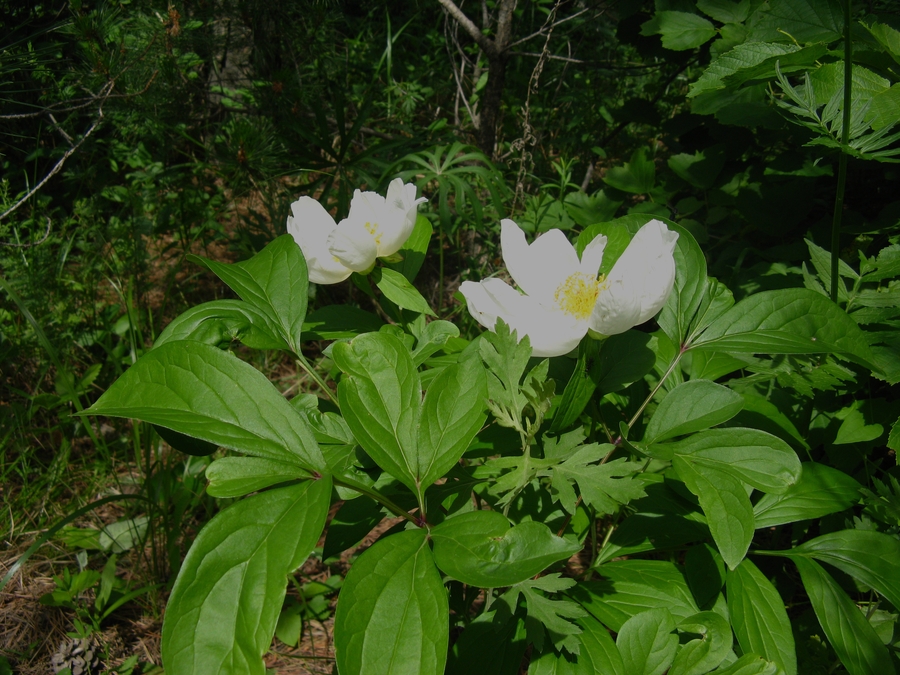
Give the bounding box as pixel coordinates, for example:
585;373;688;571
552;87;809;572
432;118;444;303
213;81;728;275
332;475;418;525
294;352;338;407
830;0;852;303
627;349;684;431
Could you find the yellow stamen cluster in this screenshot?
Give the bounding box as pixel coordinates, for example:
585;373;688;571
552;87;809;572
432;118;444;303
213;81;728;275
555;272;602;320
364;221;382;246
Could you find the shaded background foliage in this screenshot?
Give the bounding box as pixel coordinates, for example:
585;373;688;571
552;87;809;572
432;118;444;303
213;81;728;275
1;0;899;672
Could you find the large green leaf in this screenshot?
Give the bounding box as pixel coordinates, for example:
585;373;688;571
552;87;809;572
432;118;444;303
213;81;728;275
333;528;448;675
746;0;843;44
664;428;801;494
302;305;384;340
189;234;308;352
673;459;753;570
572;560;699;632
616;608;677;675
641;11;716;51
153;300;288;351
753;462;861;528
782;530;900;610
669;611;733;675
526;614;625;675
385;213;433;283
83;341;325;471
418;353;487;488
689;289;877;369
602;149;655;194
205;457;311;498
689;43;802;98
711;655;780;675
333;332;422;493
726;558;797;675
791;557;895;675
161;477;331;675
448;611;527;675
654;221;709;348
430;510;580;588
644;380;743;445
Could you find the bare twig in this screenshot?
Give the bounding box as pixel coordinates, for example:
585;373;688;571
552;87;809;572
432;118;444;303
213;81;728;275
0;217;52;248
436;0;496;56
507;6;591;48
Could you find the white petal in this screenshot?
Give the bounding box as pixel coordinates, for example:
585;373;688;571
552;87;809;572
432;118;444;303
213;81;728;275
501;220;580;302
378;179;425;256
579;232;607;276
286;197;353;284
328;219;378;272
462;278;586;357
589;276;643;336
607;220;679;324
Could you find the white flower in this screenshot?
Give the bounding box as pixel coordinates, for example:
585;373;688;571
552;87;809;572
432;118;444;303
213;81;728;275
460;219;678;357
287;178;426;284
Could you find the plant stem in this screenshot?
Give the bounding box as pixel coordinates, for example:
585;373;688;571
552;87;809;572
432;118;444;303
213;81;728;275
332;476;418;525
627;349;684;431
830;0;852;302
294;352;338;407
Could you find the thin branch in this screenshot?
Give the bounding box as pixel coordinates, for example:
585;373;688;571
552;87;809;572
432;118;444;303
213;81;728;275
507;6;592;48
0;217;52;248
509;50;585;64
436;0;496;56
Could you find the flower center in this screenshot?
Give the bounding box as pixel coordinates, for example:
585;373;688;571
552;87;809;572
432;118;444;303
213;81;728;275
554;272;602;320
364;221;382;246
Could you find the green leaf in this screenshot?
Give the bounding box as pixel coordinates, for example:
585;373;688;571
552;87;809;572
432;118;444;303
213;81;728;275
684;544;726;609
564;190;623;228
746;0;843;44
616;608;677;675
418;354;487;488
729;391;809;450
575;222;632;276
572;560;699;632
333;332;422;493
512;577;588;654
154;300;288;351
154;424;218;457
669;611;733;675
189;235;308;352
302;305;384;340
206;457;311;497
602;149;655;194
667;147;726;190
698;0;751;23
385;213;433;283
641;11;717;51
430;510;580;588
689;289;877;369
411;319;460;367
161;477;331;675
653;220;709;348
447;611;527;675
372;267;435;316
726;558;797;675
790;557;895;675
753;462;861;528
673;458;753;570
644;380;744;445
784;530;900;610
711;654;780;674
547;453;646;516
664;428;801;494
322;496;385;561
333;528;448;675
83;341;325;471
529;612;626;675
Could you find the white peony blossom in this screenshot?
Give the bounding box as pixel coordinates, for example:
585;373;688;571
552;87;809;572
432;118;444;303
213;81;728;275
287;178;426;284
460;219;678;357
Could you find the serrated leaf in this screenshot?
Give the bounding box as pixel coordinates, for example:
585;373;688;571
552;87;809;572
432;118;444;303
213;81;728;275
689;43;802;97
616;608;677;675
189;234;308;352
673;458;753;570
431;510;580;588
641;11;717;51
161;478;331;675
372;266;435;316
791;557;895;675
529;612;626;675
644;380;744;445
206;457;311;497
689;289;878;370
753;462;861;528
698;0;751;23
726;558;797;675
82;341;325;471
333;528;448;675
547;453;646;516
602;148;655;194
746;0;843;44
